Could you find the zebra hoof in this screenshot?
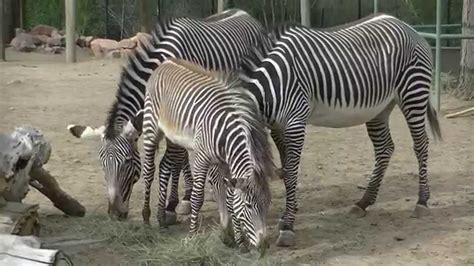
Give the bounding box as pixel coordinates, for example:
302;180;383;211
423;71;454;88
277;219;285;231
348;205;367;218
411;204;430;218
220;226;236;248
142;207;151;225
276;230;296;247
165;211;178;225
176;200;191;215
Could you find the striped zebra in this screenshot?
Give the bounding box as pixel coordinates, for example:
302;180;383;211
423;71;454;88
66;9;271;220
237;14;442;246
141;58;274;250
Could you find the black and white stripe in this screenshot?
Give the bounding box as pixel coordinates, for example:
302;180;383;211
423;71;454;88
90;9;271;219
142;59;274;250
239;14;442;246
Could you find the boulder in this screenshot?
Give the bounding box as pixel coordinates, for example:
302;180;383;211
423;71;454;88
9;33;41;52
77;36;94;48
34;35;50;45
106;50;121;59
90;38;119;58
130;32;152;47
46;36;62;47
29;24;58;37
118;38;135;49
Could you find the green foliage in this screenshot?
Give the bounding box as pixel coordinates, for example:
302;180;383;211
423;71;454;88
24;0;103;36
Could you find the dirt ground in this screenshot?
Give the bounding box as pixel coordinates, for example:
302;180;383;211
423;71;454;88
1;49;473;266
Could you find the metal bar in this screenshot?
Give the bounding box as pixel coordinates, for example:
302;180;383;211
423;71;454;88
373;0;378;14
418;32;437;39
301;0;310;27
412;24;461;29
65;0;77;63
0;0;5;61
19;0;24;30
433;0;442;111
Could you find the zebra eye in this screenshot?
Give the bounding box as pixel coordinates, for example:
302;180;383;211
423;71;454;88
245;201;252;208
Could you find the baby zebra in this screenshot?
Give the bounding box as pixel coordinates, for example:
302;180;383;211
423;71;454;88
140;58;274;250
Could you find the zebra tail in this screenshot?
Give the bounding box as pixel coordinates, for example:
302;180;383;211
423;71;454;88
427;103;443;142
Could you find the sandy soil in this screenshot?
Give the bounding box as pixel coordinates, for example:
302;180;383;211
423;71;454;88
1;49;473;266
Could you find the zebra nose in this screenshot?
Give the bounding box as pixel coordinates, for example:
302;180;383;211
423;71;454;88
107;201;128;220
257;234;270;256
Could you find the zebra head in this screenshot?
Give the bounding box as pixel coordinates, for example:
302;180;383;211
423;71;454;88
68;113;143;219
100;114;143;219
228;175;271;252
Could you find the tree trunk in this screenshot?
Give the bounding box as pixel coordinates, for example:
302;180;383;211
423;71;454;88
455;0;474;100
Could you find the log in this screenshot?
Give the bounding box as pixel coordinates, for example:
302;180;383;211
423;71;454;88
0;234;72;265
445;107;474;118
30;168;85;217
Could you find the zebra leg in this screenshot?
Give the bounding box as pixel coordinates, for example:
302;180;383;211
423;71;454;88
156;141;186;226
141;129;162;225
176;156;193;215
275;123;306;247
271;129;287;180
188;151;210;235
350;118;395;217
400;99;431;218
208;166;235;246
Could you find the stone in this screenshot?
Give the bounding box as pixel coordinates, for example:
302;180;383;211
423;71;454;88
9;33;41;52
77;36;94;48
118;38;135;49
34;35;50;45
90;39;119;58
130;32;152;47
106;50;121;59
46;36;63;47
29;24;58;36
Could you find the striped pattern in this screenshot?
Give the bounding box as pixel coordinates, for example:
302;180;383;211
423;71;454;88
240;14;441;246
96;9;271;219
142;59;274;249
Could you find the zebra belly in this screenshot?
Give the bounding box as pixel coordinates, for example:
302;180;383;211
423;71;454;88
308;98;393;128
157;121;195;150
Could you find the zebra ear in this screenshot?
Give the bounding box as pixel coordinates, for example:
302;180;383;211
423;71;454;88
122;111;144;139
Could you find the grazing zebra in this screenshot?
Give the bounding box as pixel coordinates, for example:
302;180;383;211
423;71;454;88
237;14;441;246
66;9;271;220
141;58;274;250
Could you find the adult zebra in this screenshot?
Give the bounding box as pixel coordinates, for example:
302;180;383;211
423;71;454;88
237;14;441;246
67;9;271;220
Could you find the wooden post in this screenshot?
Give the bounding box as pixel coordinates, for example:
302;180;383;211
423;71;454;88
217;0;225;13
300;0;310;27
65;0;76;63
0;0;5;61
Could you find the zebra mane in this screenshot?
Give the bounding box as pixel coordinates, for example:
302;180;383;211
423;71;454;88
104;31;159;139
225;80;274;200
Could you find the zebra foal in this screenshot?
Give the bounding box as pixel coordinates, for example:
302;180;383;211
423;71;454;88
140;58;274;250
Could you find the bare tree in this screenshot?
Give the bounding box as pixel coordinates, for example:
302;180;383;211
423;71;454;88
455;0;474;100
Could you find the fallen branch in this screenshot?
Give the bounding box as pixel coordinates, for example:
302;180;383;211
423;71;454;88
445;107;474;119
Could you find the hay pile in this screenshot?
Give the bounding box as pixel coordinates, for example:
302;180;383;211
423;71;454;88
44;214;276;265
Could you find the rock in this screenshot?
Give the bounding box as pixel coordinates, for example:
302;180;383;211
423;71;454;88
35;34;50;44
106;50;121;59
15;28;26;37
46;36;62;47
29;24;58;36
9;33;41;52
77;36;94;48
120;48;133;59
118;38;135;49
90;38;119;58
130;32;152;47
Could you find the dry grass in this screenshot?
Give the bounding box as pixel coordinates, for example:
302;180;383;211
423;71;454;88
41;214;277;265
